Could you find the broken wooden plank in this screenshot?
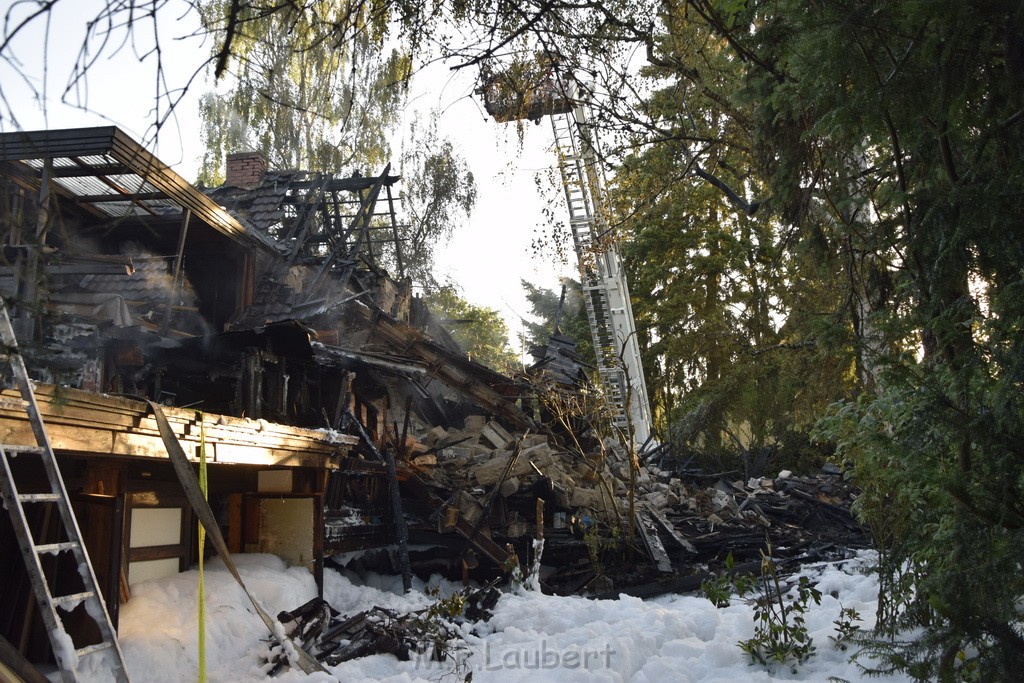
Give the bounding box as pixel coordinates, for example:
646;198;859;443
634;508;674;573
645;503;697;554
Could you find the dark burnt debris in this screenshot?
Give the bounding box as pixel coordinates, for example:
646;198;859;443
0;127;868;612
266;584;502;673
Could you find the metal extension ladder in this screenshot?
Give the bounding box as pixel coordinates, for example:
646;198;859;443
0;302;130;682
550;104;654;446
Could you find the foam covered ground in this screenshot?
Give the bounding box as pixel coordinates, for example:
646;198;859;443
77;552;911;682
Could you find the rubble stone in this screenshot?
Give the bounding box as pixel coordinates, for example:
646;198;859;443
522;442;554;459
552;485;571;508
712;489;738;515
474;449;533;485
507;517;528;538
463;415;488;432
442;456;471;470
644;492;668;508
440;429;476;445
500;477;521;498
521;434;548;449
438;446;473;461
480;421;513;449
571;486;606;510
424;426;449;447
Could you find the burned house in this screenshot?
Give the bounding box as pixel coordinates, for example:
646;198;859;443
0;126;869;679
0;127;537;673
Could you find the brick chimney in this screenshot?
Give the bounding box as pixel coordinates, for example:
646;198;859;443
225;151;267;188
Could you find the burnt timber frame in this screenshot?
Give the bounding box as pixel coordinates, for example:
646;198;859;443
0;127;272;251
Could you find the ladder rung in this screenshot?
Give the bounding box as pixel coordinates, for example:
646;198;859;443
0;398;29;410
2;444;45;455
18;492;61;502
36;541;79;554
53;591;96;608
76;641;114;658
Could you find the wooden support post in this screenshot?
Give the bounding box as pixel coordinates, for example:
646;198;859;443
399;395;413;461
384;446;412;593
314;493;324;598
346;406;412;591
535;497;545;540
20;158;52;331
242;348;263;419
8;188;23;309
227;494;243;553
385;184;404;277
359;187;376;267
333;371;355;430
162;208;191;335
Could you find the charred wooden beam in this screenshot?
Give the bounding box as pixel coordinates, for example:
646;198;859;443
645;503;696;554
75;191;169;203
634;508;673;573
51;163;131;178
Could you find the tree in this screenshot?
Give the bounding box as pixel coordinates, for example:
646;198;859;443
424;286;518;373
685;2;1024;678
393;112;477;287
195;4;476;291
612;129;852;472
195;0;411;183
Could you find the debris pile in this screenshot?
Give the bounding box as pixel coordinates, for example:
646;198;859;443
369;406;869;597
267;585;502;673
417;419;617;514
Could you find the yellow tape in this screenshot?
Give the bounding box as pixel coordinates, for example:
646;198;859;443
198;412;207;683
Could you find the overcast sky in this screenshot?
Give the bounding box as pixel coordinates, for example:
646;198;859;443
0;0;576;357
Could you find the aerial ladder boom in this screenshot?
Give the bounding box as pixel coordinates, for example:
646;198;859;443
482;62;655;448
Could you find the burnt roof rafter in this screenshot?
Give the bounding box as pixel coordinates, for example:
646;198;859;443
0;126;277;253
51;163;132;178
286;174;400;193
75;191;170;203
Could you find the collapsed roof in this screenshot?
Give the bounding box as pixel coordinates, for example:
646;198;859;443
0;126;530;432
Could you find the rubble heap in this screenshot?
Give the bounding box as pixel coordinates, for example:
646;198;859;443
266;584;502;673
363;409;870;597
